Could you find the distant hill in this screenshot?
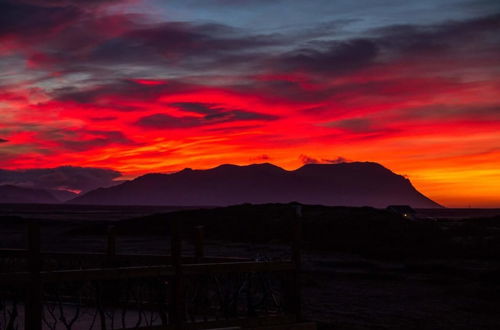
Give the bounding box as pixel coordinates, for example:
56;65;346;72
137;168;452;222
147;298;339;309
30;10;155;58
0;185;59;204
70;162;441;208
47;189;78;202
0;185;78;204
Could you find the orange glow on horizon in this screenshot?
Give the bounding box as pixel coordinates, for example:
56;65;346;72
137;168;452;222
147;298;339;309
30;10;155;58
2;74;499;207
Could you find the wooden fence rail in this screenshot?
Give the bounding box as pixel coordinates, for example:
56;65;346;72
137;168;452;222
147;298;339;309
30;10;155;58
0;210;304;330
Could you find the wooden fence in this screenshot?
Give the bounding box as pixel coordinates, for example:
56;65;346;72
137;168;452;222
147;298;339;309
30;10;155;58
0;216;306;330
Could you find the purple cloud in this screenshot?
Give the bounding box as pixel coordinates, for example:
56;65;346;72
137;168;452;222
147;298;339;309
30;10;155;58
136;103;278;129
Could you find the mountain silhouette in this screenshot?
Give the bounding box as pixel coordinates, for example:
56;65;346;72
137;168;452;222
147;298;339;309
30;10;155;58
47;189;79;202
70;162;441;208
0;185;78;204
0;185;59;204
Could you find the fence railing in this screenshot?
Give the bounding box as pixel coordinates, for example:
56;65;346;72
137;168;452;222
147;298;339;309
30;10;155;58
0;216;303;330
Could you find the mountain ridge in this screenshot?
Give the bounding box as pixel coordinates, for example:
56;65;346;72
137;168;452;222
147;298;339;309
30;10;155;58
69;162;441;208
0;185;78;204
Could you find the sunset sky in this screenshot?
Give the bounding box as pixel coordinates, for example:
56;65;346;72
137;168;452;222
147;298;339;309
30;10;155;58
0;0;499;207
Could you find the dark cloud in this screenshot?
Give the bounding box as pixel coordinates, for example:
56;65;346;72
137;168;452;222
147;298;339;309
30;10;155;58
136;103;278;129
324;156;350;164
329;103;500;135
136;114;198;129
60;130;132;151
326;117;402;138
300;154;350;165
372;13;500;58
53;79;184;105
13;0;117;6
295;77;465;114
252;154;271;161
188;0;279;6
278;39;379;75
147;102;278;128
0;0;81;38
273;13;500;78
103;13;497;78
233;78;334;104
55;77;330;113
394;103;500;121
0;166;122;193
331;118;374;133
171;102;278;120
37;19;280;77
0;0;284;82
170;102;219;115
9;1;499;100
39;129;133;152
125;22;260;52
299;154;320;164
89;116;117;122
204;124;263;133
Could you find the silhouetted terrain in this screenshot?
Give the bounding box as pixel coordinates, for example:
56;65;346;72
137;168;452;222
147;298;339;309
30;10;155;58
65;203;498;260
0;185;60;204
70;162;440;208
46;189;78;202
1;203;500;329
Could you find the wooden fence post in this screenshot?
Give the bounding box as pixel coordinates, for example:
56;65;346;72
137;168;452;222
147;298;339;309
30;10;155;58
106;225;116;267
194;225;205;262
291;204;303;321
292;205;303;267
26;222;42;330
170;219;185;328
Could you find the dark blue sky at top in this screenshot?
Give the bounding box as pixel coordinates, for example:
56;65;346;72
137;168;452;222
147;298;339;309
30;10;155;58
149;0;497;33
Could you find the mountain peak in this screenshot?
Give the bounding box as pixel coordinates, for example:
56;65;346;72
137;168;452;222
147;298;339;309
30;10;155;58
213;162;284;170
70;161;441;208
298;161;387;170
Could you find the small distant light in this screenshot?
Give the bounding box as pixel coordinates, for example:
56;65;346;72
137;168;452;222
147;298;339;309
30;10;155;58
403;213;407;217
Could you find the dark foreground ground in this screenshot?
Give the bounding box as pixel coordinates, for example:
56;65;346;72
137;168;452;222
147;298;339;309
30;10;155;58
1;203;500;329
